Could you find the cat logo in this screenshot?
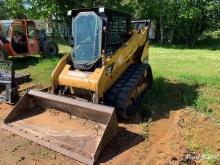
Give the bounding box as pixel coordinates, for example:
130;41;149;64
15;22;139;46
106;63;114;74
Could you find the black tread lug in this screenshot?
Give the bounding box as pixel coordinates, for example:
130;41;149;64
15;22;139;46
105;64;151;119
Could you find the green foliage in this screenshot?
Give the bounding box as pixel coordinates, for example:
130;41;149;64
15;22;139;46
4;0;27;18
135;0;220;47
26;0;57;19
195;96;209;113
2;0;220;46
140;122;149;140
0;0;9;19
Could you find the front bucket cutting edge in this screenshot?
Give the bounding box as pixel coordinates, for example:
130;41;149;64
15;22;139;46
1;90;118;165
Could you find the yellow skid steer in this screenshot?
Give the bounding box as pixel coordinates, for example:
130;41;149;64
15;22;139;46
2;7;153;165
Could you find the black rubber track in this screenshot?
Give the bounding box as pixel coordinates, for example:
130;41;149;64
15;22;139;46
105;63;153;119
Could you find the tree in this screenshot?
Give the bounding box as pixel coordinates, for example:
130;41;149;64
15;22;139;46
2;0;219;46
174;0;220;47
134;0;220;46
0;0;9;19
5;0;27;18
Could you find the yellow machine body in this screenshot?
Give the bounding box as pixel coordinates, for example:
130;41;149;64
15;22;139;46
52;28;150;100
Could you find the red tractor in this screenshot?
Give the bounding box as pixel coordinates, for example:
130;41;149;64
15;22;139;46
0;20;59;60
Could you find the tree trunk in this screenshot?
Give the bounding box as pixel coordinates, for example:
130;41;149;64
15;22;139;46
169;26;175;44
159;15;164;45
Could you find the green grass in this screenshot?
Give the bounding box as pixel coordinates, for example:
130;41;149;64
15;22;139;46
146;46;220;118
10;40;220;118
144;44;220;164
150;47;220;87
10;44;71;86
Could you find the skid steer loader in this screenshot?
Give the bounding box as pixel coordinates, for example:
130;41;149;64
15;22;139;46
2;7;153;164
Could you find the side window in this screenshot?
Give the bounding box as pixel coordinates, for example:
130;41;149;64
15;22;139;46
13;23;25;36
27;22;36;38
1;23;10;38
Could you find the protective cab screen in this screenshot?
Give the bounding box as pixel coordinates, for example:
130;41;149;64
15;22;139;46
72;12;102;65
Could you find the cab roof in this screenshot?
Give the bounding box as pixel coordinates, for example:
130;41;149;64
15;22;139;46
0;20;34;25
68;7;131;18
0;20;14;25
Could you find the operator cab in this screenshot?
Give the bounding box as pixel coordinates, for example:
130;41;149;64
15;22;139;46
0;20;39;55
68;7;131;71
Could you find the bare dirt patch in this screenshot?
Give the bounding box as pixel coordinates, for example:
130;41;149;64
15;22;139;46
98;110;188;165
0;105;82;165
0;104;219;165
0;103;12;120
21;108;105;134
139;110;187;165
181;110;220;164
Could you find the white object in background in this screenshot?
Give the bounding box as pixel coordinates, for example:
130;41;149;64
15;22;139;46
149;20;156;40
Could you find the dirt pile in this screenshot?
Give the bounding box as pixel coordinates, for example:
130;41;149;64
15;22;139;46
98;110;187;164
22;108;104;134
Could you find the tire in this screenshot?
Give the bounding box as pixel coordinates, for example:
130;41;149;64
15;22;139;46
42;40;58;57
0;46;8;61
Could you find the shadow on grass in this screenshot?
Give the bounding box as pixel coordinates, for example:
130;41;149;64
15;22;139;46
9;53;63;70
196;37;220;50
152;38;220;51
140;77;199;121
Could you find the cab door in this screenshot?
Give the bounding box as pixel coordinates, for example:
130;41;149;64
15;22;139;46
26;21;39;54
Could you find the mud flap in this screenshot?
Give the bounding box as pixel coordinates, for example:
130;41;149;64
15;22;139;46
1;90;118;165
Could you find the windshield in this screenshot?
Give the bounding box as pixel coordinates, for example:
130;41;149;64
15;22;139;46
72;12;102;65
1;23;10;38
